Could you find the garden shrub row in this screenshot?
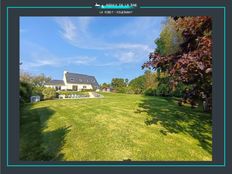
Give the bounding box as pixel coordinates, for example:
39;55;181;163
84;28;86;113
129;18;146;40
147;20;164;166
20;82;92;103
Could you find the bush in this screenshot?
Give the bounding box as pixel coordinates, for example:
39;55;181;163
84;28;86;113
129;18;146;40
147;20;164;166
57;91;87;95
172;83;190;97
144;88;156;96
81;89;94;92
32;86;46;100
124;86;134;94
156;84;171;96
128;75;145;94
115;87;127;93
42;88;57;100
20;82;32;103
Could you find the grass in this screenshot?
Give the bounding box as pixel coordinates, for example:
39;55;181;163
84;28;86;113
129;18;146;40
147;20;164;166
20;92;212;161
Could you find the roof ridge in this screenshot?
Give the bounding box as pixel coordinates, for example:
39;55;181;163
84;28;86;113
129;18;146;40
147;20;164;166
67;72;94;77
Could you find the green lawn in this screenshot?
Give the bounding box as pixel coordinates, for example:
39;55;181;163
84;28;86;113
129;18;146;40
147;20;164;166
20;92;212;161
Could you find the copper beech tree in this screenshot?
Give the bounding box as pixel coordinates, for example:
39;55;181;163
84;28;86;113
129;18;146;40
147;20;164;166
143;16;212;110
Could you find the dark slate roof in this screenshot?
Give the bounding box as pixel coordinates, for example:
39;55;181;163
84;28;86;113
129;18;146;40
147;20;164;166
65;72;99;88
45;80;65;86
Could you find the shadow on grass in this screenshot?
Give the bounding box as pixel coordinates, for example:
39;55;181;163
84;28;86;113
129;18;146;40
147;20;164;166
136;96;212;154
20;105;71;161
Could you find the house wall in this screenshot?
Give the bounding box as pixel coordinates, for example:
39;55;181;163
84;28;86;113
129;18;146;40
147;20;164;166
44;85;64;91
44;85;55;88
61;86;67;90
78;84;93;91
65;83;93;91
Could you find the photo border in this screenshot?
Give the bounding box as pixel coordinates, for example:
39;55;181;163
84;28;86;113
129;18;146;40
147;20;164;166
5;5;227;167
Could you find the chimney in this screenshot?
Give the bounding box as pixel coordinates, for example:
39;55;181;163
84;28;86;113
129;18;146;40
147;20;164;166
63;71;68;85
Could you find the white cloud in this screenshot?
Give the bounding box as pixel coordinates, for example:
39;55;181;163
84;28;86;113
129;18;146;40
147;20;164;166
111;17;165;38
117;52;136;63
20;41;96;70
69;56;96;65
53;17;155;67
95;61;120;67
21;17;163;71
55;17;78;43
54;17;152;52
78;17;92;31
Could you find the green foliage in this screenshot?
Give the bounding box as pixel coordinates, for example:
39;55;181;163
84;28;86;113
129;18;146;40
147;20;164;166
81;89;94;92
156;83;171;96
115;87;127;93
42;88;57;100
32;86;46;100
154;75;172;97
129;75;145;94
144;70;159;90
111;78;127;92
20;82;32;103
155;38;165;55
155;18;184;56
144;16;212;110
20;71;51;87
100;83;111;90
144;88;156;96
172;82;189;97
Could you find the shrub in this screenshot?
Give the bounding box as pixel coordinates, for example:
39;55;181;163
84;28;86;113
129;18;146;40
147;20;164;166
144;88;156;96
20;82;32;103
115;87;127;93
81;89;94;92
42;88;57;100
172;83;190;97
156;83;171;96
32;86;46;100
124;86;134;94
128;75;145;94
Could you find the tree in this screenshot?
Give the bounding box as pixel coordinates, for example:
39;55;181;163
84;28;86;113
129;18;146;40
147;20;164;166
128;75;145;94
100;83;110;90
144;70;159;90
155;17;184;56
20;71;51;87
111;78;127;92
31;74;51;87
143;16;212;109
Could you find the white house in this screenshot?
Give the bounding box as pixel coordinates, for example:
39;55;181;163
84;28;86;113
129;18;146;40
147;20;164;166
45;71;99;91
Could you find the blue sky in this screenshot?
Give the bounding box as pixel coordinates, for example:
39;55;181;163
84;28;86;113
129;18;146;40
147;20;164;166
20;17;166;84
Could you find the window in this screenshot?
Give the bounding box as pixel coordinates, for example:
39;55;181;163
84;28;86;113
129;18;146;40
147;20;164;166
83;86;87;89
70;78;74;82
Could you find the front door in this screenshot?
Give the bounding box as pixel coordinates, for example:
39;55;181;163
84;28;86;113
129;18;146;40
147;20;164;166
72;85;78;91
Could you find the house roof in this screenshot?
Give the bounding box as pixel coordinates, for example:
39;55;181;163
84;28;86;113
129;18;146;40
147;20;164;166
45;80;65;86
65;72;100;88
